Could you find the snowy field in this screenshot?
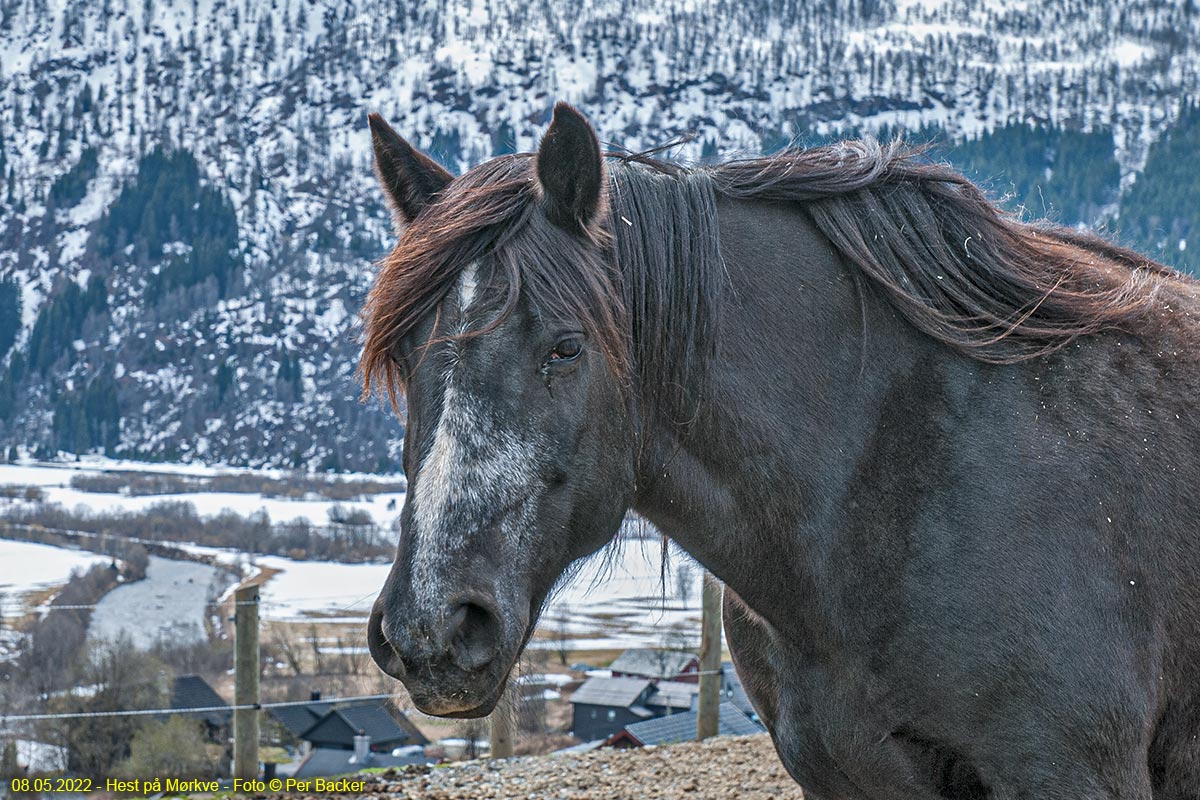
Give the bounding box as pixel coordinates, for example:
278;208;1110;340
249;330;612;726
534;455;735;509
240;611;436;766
0;457;705;652
0;538;110;619
7;531;702;653
256;555;390;621
253;536;703;651
16;537;700;652
88;555;235;649
0;458;405;527
536;538;703;651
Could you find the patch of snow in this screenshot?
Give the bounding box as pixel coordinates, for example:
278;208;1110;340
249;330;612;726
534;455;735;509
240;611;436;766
14;740;68;773
1113;40;1151;68
255;555;391;620
0;539;110;619
0;461;405;526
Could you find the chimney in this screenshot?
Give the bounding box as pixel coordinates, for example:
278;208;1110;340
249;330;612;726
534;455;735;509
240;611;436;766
310;690;322;702
353;731;371;764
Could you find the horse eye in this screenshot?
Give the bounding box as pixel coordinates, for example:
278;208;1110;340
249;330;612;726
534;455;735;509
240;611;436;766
550;337;583;363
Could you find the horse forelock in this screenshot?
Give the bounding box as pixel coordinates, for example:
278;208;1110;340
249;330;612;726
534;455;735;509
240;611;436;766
358;152;723;428
359;155;536;409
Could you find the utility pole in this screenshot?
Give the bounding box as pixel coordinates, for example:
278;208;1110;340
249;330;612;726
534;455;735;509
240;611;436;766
489;682;516;759
697;573;723;740
233;583;260;780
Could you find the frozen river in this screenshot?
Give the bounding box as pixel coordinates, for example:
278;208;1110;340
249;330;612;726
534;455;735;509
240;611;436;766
88;555;235;648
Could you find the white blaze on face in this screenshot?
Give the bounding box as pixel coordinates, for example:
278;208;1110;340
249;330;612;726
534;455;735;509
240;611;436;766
409;264;541;612
458;262;478;311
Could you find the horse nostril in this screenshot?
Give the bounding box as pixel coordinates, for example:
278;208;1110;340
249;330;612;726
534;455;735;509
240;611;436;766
447;601;502;672
367;608;407;679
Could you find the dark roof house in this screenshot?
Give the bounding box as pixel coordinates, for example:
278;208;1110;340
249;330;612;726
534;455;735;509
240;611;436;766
269;693;427;752
569;676;656;743
299;702;427;751
170;675;231;730
293;733;431;778
570;676;654;708
269;701;336;739
608;649;700;682
607;702;765;748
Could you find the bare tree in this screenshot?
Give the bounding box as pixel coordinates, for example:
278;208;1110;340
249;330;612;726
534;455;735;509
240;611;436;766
306;623;325;675
270;626;304;676
116;716;218;779
675;561;695;607
551;612;571;666
45;636;168;778
336;632;366;676
665;621;699;653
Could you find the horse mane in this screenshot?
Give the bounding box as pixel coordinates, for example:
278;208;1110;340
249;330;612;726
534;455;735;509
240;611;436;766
708;139;1177;363
360;138;1178;415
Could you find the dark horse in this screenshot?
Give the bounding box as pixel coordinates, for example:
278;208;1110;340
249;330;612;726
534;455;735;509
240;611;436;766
360;103;1200;799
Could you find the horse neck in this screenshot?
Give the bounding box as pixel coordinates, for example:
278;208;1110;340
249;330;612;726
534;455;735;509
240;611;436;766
629;196;940;630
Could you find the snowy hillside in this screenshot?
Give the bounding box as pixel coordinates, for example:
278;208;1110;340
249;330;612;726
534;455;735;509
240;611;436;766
0;0;1197;469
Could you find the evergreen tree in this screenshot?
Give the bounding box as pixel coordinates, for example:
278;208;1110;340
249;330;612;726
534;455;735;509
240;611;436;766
49;147;99;208
26;275;107;373
938;123;1119;227
94;149;240;300
0;275;20;358
1119;105;1200;273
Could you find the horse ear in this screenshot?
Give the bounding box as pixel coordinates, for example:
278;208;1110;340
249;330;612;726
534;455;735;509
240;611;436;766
368;113;454;225
536;102;604;232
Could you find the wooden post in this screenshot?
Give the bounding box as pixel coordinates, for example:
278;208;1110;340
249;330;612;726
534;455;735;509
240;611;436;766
233;584;260;780
697;572;723;740
489;682;516;759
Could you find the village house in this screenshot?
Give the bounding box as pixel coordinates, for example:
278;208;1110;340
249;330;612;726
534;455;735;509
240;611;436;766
570;654;763;743
267;692;427;761
607;702;764;748
292;734;431;779
569;677;658;742
168;674;232;742
608;649;700;683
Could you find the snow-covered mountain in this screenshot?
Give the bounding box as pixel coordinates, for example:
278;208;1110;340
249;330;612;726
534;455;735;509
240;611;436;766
0;0;1197;470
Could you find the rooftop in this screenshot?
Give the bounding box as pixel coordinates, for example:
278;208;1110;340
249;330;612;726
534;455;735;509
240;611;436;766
269;702;335;738
326;704;412;745
647;680;699;711
615;703;764;747
569;676;653;709
293;747;430;779
608;649;697;679
169;675;231;728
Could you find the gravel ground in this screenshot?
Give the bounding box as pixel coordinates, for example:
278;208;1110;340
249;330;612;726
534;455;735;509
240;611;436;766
279;734;804;799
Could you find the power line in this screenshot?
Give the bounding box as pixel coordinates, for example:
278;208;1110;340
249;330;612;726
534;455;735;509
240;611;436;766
24;593;379;613
0;692;397;723
1;671;734;723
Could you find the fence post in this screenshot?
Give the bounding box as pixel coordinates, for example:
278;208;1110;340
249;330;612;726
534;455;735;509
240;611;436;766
489;683;516;759
697;572;723;740
233;583;260;780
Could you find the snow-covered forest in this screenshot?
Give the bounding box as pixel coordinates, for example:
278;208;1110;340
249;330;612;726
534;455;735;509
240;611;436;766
0;0;1197;469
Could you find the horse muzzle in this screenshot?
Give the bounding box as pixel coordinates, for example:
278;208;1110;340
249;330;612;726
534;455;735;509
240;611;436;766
367;591;524;717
